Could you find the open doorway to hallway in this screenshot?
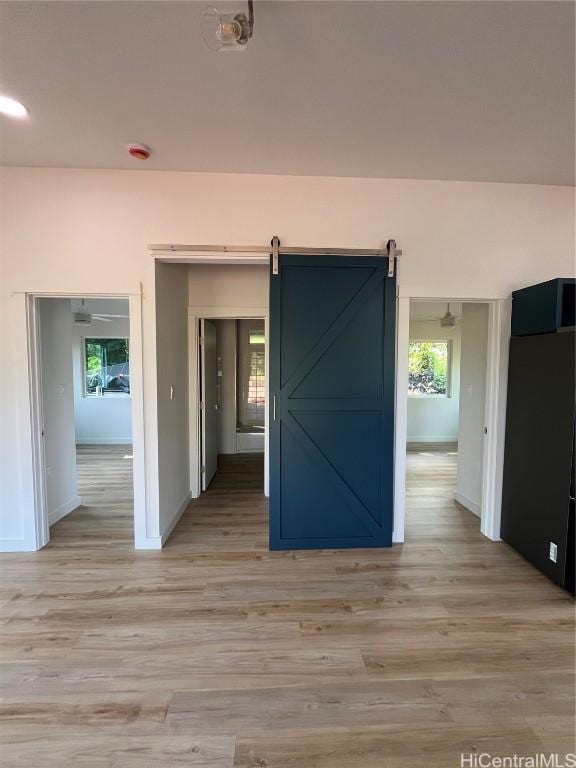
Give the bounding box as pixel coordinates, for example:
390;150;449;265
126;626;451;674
198;317;265;499
37;297;134;547
405;300;490;540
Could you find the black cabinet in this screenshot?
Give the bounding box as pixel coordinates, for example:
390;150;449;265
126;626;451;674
501;278;575;594
511;277;575;337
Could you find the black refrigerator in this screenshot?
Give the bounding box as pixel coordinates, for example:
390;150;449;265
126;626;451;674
501;278;575;594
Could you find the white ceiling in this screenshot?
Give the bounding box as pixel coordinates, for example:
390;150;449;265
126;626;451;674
0;1;574;185
70;298;129;316
410;301;463;320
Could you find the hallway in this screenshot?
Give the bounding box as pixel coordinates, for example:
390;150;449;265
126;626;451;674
1;451;574;766
167;453;267;552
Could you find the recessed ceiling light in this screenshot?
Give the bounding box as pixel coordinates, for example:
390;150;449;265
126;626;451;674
0;95;29;118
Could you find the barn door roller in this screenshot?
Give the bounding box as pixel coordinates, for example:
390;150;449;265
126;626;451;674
268;236;401;277
386;239;399;278
271;236;280;276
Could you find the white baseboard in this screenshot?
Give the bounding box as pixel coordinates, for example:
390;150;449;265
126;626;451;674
134;536;162;550
133;493;191;550
49;496;82;526
407;436;458;443
160;492;192;546
76;438;133;445
454;491;481;517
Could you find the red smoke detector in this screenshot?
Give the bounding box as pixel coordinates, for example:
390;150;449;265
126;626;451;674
128;143;150;160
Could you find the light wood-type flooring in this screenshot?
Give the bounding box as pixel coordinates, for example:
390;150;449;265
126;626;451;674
0;445;574;767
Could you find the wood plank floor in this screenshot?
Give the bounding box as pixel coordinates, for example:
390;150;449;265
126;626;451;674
1;448;574;767
47;444;135;548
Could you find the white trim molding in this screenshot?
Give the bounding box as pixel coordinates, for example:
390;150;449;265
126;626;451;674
480;299;511;541
188;307;269;505
454;491;481;518
188;316;201;500
132;536;163;551
393;296;410;544
128;293;149;549
49;496;81;526
137;492;193;550
162;492;192;546
7;290;147;553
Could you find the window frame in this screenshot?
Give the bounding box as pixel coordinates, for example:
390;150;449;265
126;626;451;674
236;319;266;430
407;338;453;399
82;335;131;398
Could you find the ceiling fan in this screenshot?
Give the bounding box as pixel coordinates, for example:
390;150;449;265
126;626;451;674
73;299;126;325
415;303;460;326
440;303;458;327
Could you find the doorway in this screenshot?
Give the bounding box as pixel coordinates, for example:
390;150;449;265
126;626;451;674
158;250;510;550
36;297;134;545
405;300;491;539
193;314;267;498
26;293;146;550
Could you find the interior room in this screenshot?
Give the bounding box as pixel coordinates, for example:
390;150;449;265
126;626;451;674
0;2;574;766
37;297;134;546
406;300;490;540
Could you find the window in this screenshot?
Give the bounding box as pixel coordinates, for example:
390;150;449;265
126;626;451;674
236;320;265;430
408;341;450;396
85;338;130;396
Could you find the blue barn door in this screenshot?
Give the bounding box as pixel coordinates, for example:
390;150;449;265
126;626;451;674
269;255;396;550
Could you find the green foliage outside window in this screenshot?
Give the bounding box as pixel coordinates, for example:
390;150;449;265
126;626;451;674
408;341;449;395
85;338;130;395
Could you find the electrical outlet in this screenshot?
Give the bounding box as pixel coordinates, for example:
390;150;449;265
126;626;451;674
549;542;558;563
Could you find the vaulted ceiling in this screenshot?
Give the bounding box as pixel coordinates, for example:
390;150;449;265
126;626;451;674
1;1;574;184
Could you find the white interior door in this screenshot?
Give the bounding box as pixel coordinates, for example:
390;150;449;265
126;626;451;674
201;319;218;490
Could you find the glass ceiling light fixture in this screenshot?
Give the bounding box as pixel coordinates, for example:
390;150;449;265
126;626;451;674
202;0;254;51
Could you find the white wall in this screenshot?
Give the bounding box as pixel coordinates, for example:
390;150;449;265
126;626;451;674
189;264;268;308
39;298;80;525
456;303;490;516
1;168;574;549
155;261;190;541
216;319;237;455
72;302;132;445
407;317;461;443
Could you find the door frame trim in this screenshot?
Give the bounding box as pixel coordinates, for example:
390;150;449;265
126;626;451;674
188;307;269;500
18;291;147;551
200;318;218;492
394;295;511;543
